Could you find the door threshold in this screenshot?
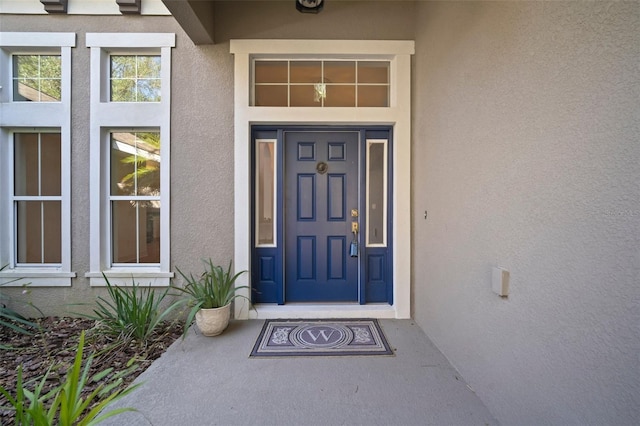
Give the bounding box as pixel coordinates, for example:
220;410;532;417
247;303;397;320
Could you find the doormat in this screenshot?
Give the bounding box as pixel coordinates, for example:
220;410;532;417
250;319;393;357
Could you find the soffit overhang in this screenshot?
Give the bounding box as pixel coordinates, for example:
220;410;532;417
161;0;215;45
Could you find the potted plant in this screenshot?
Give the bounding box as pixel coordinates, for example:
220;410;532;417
173;259;248;337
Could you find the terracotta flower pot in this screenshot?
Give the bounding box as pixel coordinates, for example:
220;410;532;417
195;303;231;336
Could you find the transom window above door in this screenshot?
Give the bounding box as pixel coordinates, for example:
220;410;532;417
253;60;389;107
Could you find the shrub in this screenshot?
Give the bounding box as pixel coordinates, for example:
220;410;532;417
0;330;140;425
82;275;185;347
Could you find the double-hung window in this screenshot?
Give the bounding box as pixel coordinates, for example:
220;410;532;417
0;32;75;286
86;33;174;286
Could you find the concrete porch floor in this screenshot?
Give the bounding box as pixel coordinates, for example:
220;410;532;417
102;319;498;426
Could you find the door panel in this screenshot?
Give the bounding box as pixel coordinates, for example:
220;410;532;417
285;131;359;302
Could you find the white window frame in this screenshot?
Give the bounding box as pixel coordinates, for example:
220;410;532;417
86;33;174;287
0;32;76;287
231;40;413;320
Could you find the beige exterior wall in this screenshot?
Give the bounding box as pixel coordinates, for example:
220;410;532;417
412;1;639;424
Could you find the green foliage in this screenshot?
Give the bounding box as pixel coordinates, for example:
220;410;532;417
81;275;185;346
0;331;140;425
0;306;37;337
0;265;42;349
173;260;249;338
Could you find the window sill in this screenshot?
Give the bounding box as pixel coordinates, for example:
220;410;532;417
86;271;174;287
0;270;76;287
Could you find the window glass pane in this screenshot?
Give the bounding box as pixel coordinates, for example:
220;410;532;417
290;84;321;107
112;200;139;263
137;79;162;102
14;78;35;102
112;201;160;264
325;85;355;107
16;201;61;264
14;55;39;78
110;79;136;102
358;61;389;84
111;132;161;196
367;142;386;245
42;201;62;263
40;79;62;102
40;55;61;78
14;133;61;197
290;61;321;83
14;133;39;196
110;55;161;102
40;133;61;196
16;201;42;263
142;206;161;263
324;61;355;84
257;141;275;245
358;85;389;107
111;55;136;78
255;85;288;106
136;56;161;78
255;61;288;83
13;55;61;101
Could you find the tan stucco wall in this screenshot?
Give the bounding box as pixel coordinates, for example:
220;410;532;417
412;1;639;424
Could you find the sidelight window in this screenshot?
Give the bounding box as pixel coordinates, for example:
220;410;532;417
255;139;277;246
366;139;387;247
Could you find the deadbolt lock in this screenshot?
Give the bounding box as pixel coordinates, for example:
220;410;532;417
352;222;359;233
351;209;359;218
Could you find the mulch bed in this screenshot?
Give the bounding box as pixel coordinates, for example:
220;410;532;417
0;317;182;424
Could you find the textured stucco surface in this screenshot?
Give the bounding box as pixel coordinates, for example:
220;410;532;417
412;1;640;424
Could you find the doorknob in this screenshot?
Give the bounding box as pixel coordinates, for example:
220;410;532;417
351;222;359;234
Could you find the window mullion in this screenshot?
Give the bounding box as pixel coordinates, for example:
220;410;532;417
37;133;42;196
135;201;140;263
40;201;45;263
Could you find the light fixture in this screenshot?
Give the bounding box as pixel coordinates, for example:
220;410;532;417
296;0;324;14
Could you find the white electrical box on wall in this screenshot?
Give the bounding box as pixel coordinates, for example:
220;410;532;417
492;267;510;297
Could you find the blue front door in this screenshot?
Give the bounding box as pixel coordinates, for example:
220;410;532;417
251;126;393;305
285;131;359;302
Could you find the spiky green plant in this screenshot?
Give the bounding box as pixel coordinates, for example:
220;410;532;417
0;331;140;425
81;275;185;346
173;259;249;338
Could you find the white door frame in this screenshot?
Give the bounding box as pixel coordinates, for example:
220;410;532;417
230;39;414;319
